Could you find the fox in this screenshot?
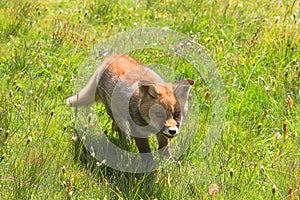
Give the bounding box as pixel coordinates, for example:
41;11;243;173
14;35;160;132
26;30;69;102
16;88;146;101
66;54;194;165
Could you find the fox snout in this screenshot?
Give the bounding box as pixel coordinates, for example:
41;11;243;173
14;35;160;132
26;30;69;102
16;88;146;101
161;117;180;138
162;126;179;138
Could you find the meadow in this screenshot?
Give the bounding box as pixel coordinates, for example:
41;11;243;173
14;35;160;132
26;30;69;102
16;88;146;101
0;0;299;199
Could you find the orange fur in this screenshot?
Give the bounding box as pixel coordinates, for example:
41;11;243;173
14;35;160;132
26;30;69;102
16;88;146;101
67;54;194;164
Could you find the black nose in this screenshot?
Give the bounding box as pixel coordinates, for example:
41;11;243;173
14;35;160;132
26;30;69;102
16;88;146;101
169;129;177;135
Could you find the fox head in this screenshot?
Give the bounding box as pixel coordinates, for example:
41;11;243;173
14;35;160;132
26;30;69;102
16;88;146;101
138;80;194;138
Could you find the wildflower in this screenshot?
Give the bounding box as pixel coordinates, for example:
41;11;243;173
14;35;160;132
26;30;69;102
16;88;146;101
128;8;134;12
265;85;270;91
230;168;234;178
272;184;277;194
68;179;73;198
27;136;32;144
288;186;293;198
205;91;210;103
262;108;268;118
286;95;293;109
209;184;219;196
71;135;78;141
90;146;95;158
103;50;108;57
258;123;263;131
274;132;281;139
283;122;287;136
88;113;92;123
5;130;10;138
96;160;106;167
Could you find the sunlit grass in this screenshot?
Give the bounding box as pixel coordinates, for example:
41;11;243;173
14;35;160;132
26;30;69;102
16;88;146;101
0;0;299;199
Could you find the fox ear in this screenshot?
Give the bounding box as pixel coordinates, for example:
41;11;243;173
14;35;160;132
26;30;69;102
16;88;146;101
138;80;160;99
174;80;194;101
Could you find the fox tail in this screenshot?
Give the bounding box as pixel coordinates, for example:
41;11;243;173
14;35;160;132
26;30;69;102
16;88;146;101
66;69;101;107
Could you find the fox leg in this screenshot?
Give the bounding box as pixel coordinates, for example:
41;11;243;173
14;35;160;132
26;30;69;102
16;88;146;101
156;132;173;161
112;120;131;142
133;137;154;163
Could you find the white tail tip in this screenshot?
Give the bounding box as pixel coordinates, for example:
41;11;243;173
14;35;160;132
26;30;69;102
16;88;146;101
66;96;74;107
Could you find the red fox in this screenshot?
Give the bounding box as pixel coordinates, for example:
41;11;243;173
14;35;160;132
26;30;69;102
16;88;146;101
66;54;194;164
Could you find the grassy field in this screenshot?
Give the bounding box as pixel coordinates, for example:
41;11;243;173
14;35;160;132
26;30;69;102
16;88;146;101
0;0;299;199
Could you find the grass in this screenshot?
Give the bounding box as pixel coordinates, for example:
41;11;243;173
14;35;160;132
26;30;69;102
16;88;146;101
0;0;299;199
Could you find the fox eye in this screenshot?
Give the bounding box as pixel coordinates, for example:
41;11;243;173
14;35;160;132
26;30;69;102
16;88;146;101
155;112;164;118
174;112;180;118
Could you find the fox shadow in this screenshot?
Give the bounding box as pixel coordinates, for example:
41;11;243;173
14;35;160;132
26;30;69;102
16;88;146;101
73;127;159;199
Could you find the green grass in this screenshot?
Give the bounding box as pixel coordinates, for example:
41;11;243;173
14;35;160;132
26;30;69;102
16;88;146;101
0;0;299;199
